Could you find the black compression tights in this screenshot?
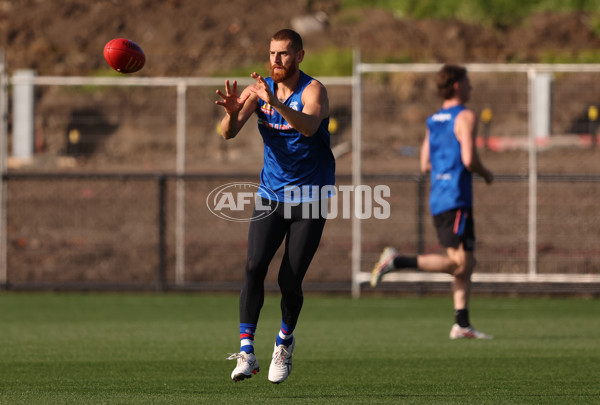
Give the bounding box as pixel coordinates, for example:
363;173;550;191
239;201;327;327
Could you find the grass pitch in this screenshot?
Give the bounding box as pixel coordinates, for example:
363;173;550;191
0;292;598;404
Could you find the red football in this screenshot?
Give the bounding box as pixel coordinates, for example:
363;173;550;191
103;38;145;74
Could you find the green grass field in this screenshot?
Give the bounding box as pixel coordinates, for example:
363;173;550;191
0;292;599;404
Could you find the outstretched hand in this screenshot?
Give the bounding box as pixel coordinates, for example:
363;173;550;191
247;72;277;106
215;80;249;116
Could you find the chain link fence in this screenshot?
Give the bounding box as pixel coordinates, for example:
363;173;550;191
2;65;600;293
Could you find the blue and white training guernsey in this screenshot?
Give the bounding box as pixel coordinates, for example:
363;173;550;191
426;104;472;216
255;70;336;202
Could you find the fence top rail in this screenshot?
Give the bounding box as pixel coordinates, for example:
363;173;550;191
9;75;353;87
3;172;600;182
357;63;600;74
10;65;600;87
1;172;262;180
9;64;600;86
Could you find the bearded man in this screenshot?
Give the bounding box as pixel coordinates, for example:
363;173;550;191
216;28;335;384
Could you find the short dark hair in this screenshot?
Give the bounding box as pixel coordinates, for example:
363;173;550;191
436;64;467;99
272;29;303;52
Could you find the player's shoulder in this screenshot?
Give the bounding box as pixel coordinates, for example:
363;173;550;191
306;79;327;94
305;75;328;98
456;107;476;123
300;79;328;106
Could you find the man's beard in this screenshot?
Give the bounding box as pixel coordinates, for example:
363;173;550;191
270;63;297;83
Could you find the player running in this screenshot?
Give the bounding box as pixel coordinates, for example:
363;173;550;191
371;64;494;340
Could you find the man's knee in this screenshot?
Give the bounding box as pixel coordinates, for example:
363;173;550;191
245;258;270;281
452;256;475;278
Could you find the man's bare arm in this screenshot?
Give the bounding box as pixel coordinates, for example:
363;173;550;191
215;80;258;139
456;109;493;184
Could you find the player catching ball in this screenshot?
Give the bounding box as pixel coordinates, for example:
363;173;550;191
371;64;494;340
216;29;335;383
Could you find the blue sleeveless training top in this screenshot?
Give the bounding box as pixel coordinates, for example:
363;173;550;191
426;104;472;215
255;71;335;202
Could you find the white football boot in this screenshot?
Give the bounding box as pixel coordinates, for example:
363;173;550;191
268;338;295;384
227;351;260;382
449;324;493;340
370;247;398;287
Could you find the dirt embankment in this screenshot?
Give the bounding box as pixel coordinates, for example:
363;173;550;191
2;1;599;76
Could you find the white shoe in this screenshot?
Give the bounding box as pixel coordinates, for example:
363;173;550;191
268;338;294;384
370;247;398;287
227;351;260;382
449;324;493;340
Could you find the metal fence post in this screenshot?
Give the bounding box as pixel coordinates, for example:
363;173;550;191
0;51;7;288
175;82;187;286
527;68;539;280
12;70;35;160
351;49;362;298
157;175;167;292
